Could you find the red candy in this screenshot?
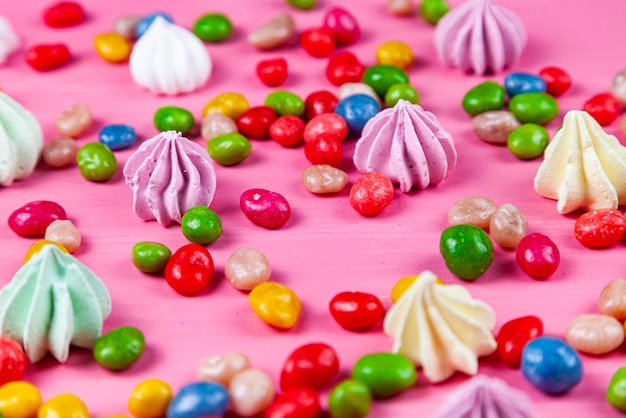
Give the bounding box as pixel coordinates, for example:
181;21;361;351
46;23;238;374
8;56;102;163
264;388;321;418
538;66;572;97
256;58;288;87
515;232;560;279
322;6;360;46
326;51;365;86
42;1;86;27
304;133;342;167
299;28;335;58
304;90;339;121
496;315;544;367
0;337;27;386
329;291;385;330
574;208;626;248
8;200;67;236
303;113;348;143
349;172;394;216
237;106;278;139
583;93;620;126
25;44;71;71
240;188;291;229
280;343;340;392
164;244;215;295
269;115;305;147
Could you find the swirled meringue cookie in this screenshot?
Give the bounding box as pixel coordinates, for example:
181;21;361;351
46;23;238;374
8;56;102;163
129;16;212;95
434;0;526;74
0;16;19;65
123;130;217;225
353;99;456;192
0;92;43;186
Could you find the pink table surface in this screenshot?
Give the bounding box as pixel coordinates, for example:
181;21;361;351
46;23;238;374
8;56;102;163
1;0;626;416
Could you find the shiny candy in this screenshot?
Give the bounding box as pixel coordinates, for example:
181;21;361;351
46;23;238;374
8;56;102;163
208;132;251;166
240;188;291;228
303;113;347;143
181;206;222;245
269;115;305;147
351;352;416;398
131;242;172;273
385;83;420;107
135;12;173;38
38;394;89;418
304;90;339;120
326;51;365;87
496;315;543;367
249;282;301;329
264;90;305;117
166;382;229;418
376;41;414;69
43;137;78;168
507;123;549;159
99;124;136;150
94;33;131;63
504;72;547;97
304;133;342;167
388;0;414;15
8;200;67;237
583;93;620;126
265;388;320;418
447;196;497;229
201;113;238;141
349;171;394;215
322;7;360;46
338;82;380;104
237;106;277;139
565;314;624;355
248;12;295;50
539;66;572;97
93;326;145;371
420;0;450;24
299;28;335;58
516;232;560;279
225;247;271;291
521;337;582;395
165;244;215;295
45;219;81;253
229;368;275;417
462;81;506;116
42;1;86;27
203;92;250;119
128;378;172;418
328;379;371;418
301;164;348;194
361;64;409;98
77;142;118;181
280;343;339;392
0;338;27;386
598;278;626;321
256;58;288;87
489;203;527;248
574;208;626;248
508;92;559;125
472;110;520;145
335;93;380;136
55;103;92;138
193;13;233;42
154;106;195;135
197;352;251;385
329;291;385;330
440;224;494;280
25;43;71;71
607;367;626;412
0;381;41;418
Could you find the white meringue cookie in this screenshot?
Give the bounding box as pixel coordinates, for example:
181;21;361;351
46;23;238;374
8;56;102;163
0;15;19;65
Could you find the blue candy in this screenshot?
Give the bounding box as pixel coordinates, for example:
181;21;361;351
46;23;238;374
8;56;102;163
521;336;583;395
166;382;229;418
99;124;136;151
504;72;547;97
135;12;174;38
335;94;380;137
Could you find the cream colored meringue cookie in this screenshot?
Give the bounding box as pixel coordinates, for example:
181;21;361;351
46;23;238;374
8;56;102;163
129;16;212;95
534;110;626;214
0;15;19;65
383;270;496;383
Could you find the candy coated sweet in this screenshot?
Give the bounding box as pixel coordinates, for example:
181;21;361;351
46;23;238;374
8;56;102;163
565;314;624;355
93;326;145;371
335;94;380;136
113;14;140;40
55;103;92;138
225;248;271;291
440;224;494;280
128;379;172;418
135;12;173;38
489;203;527;248
264;388;320;418
516;233;560;279
77;142;118;181
37;394;89;418
598;278;626;320
240;188;291;228
496;315;543;367
574;208;626;248
131;242;172;273
237;106;278;138
257;58;288;87
351;352;416;398
583;93;620;126
508;92;559;125
420;0;450;24
42;2;86;27
193;13;233;42
521;337;583;395
338;82;380;104
447;196;496;229
280;343;339;392
349;172;394;215
326;51;365;87
8;200;67;236
304;90;339;120
229;368;275;417
197;352;251;385
304;133;342;167
287;0;317;9
265;90;304;117
208;132;251;165
322;7;360;45
504;72;547;97
299;28;335;58
154;106;195;135
384;83;419;107
43;137;78;168
303;113;347;143
249;282;301;329
180;206;222;245
301;164;348;194
24;43;71;71
329;291;385;330
201;113;238;141
248;12;295;50
388;0;414;15
94;33;131;63
607;367;626;412
164;244;214;295
269;115;304;147
166;382;229;418
45;219;81;253
203;92;250;119
0;381;41;418
376;41;414;69
472;110;520;144
328;380;371;418
361;64;409;98
508;123;549;159
462;81;506;116
539;66;572;97
99;124;136;150
0;338;26;386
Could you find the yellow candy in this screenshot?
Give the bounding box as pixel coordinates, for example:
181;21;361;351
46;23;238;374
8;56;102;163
24;240;69;264
94;33;132;63
391;274;444;303
249;282;301;329
37;394;89;418
128;379;172;418
376;40;414;69
202;92;249;119
0;381;42;418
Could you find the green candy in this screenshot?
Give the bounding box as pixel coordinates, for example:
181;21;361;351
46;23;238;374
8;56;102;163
385;83;420;107
362;64;410;98
131;242;172;273
264;90;305;117
508;92;559;125
507;123;549;160
351;352;416;398
420;0;450;24
154;105;195;135
181;206;222;245
328;379;372;418
76;142;117;182
193;13;233;42
607;367;626;412
462;81;506;116
93;326;145;371
207;132;251;166
440;224;494;280
286;0;317;9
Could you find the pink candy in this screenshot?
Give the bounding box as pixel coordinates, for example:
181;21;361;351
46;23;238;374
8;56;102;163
8;200;67;236
322;7;360;46
240;188;291;229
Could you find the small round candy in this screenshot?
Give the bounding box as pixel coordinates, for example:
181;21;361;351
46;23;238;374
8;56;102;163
94;32;131;63
264;90;305;117
197;352;251;385
489;203;527;248
229;368;275;417
135;12;173;38
248;12;296;50
193;13;233;42
45;219;81;253
349;172;394;215
0;337;27;386
23;240;68;264
326;51;365;87
201;113;238;141
361;64;410;98
237;106;278;138
249;282;301;329
128;379;172;418
240;188;291;228
304;90;339;120
598;278;626;321
508;92;559;125
462;81;506;116
203;92;250;119
280;343;340;392
322;7;360;45
329;291;385;330
154;106;195;135
38;394;89;418
583;93;620;126
113;14;140;40
265;388;321;418
165;244;215;295
440;224;494;280
256;57;288;87
43;137;79;168
565;314;624;355
99;124;136;150
447;196;497;229
420;0;450;24
328;379;371;418
521;336;582;395
472;110;520;145
93;326;145;371
77;142;117;181
303;113;347;143
166;382;228;418
507;123;549;159
574;208;626;248
607;367;626;412
496;315;543;367
503;72;547;97
335;94;380;136
516;232;560;279
304;133;342;167
181;206;222;245
25;43;71;71
539;66;572;97
131;242;172;273
8;200;67;237
351;352;416;398
301;164;348;194
269;115;305;147
299;27;335;58
56;103;92;138
42;1;86;27
207;132;252;166
375;40;414;69
225;247;271;291
385;83;419;107
0;381;41;418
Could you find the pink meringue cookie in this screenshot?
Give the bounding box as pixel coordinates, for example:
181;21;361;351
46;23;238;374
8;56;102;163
434;0;527;74
123;130;217;225
353;99;456;192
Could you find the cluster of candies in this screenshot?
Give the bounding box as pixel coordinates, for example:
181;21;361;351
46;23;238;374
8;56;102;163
440;196;560;280
387;0;450;24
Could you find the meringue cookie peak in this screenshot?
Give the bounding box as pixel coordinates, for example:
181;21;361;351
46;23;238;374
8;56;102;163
0;15;19;65
534;110;626;214
383;270;496;383
129;16;212;95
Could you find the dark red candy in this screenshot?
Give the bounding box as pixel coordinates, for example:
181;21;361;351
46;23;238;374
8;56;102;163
538;66;572;97
0;337;28;386
43;1;86;27
237;106;278;139
326;51;365;86
322;6;360;46
299;27;335;58
280;343;340;392
164;244;214;296
329;291;385;330
264;388;321;418
269;115;305;147
8;200;67;236
574;208;626;248
256;58;288;87
583;93;620;126
25;44;71;71
496;315;543;367
304;133;342;167
304;90;339;121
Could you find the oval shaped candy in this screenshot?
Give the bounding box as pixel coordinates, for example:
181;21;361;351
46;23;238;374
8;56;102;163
440;224;494;280
166;382;229;418
240;188;291;228
496;315;543;367
521;336;582;395
329;291;385;330
207;133;251;166
264;388;320;418
8;200;67;237
361;64;409;98
328;379;371;418
249;282;301;329
128;378;172;418
164;244;215;295
93;326;145;371
462;81;505;116
280;343;339;392
351;352;416;398
154;106;195;135
508;92;559;125
99;124;136;150
504;72;547;97
77;142;118;181
565;314;624;355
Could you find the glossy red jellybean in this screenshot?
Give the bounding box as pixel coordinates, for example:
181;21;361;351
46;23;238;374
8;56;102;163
538;66;572;97
240;188;291;229
42;1;86;27
8;200;67;236
269;115;305;147
304;90;339;121
164;244;214;296
0;337;27;386
256;58;288;87
237;106;278;139
280;343;340;392
264;388;321;418
329;291;385;330
326;51;365;86
349;172;394;216
583;93;620;126
496;315;543;367
303;113;348;143
25;44;71;71
322;6;360;46
574;208;626;248
515;233;560;279
304;133;342;167
299;27;335;58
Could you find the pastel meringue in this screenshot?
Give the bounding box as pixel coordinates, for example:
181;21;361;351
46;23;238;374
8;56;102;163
434;0;526;74
0;16;19;65
0;92;43;186
383;270;496;383
129;16;212;95
123;130;217;225
353;99;457;192
0;245;112;363
534;110;626;214
435;375;538;418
